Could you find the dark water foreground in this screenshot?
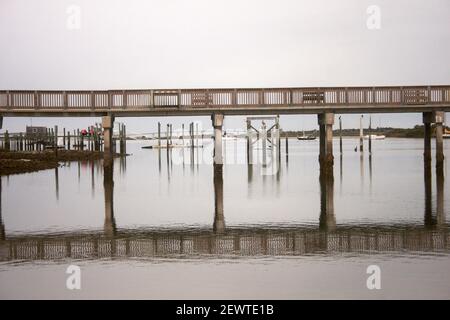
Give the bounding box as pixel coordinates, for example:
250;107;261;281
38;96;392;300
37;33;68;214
0;138;449;299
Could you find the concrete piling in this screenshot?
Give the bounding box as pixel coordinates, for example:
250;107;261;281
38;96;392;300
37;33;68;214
423;112;433;163
102;116;114;155
212;114;224;165
435;111;445;169
318;112;335;168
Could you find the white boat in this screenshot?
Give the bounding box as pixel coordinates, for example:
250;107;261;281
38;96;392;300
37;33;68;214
444;130;450;139
363;134;385;140
297;130;316;141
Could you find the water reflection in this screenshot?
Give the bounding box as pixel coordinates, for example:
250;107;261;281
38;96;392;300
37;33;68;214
424;160;434;227
1;224;449;262
91;161;95;198
369;154;373;193
424;159;446;228
319;166;336;231
213;164;225;233
103;156;116;237
437;166;445;227
0;140;448;263
54;167;59;201
360;153;364;189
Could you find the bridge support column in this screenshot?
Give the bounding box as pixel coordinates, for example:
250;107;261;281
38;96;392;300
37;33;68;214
423;112;433;164
212;113;224;165
102;115;114;155
0;116;3;130
318;113;334;168
435;111;445;170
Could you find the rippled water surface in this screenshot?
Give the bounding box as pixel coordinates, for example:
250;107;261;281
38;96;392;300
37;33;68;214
0;138;449;299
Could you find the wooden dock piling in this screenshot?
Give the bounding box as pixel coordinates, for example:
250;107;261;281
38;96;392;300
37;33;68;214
359;115;364;153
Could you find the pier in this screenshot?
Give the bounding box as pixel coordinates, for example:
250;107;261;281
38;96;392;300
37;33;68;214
0;85;448;248
1;86;448;169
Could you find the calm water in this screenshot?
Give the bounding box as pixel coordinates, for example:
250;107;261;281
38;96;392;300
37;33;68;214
0;137;449;299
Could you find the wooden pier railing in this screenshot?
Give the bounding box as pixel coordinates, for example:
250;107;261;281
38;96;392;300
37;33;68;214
1;86;449;115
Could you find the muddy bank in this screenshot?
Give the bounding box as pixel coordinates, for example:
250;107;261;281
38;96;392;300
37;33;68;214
0;150;119;176
0;158;59;176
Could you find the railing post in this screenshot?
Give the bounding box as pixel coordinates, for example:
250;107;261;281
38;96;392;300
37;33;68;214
37;91;41;108
108;91;112;109
150;90;154;108
6;90;10;109
206;89;210;108
400;86;403;104
372;87;376;105
122;90;127;109
345;87;348;104
232;89;237;106
427;86;431;103
34;91;38;109
178;89;182;108
8;91;13;109
63;91;68;109
91;91;95;110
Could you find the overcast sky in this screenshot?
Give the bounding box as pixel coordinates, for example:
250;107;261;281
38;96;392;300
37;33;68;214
1;0;449;133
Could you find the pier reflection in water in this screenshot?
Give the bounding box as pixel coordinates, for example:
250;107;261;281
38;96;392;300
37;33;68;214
0;139;448;262
103;155;116;237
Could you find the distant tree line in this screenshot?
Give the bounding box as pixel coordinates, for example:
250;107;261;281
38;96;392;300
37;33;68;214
281;125;450;138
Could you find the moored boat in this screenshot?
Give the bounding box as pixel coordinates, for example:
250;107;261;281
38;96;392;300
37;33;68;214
364;134;385;140
297;131;316;140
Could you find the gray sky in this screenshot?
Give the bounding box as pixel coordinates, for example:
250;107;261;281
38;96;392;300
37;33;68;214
1;0;449;133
